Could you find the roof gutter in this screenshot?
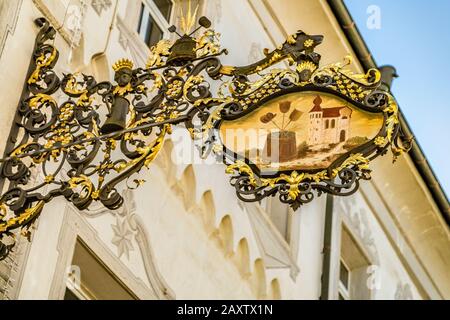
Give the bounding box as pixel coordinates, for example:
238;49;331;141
327;0;450;225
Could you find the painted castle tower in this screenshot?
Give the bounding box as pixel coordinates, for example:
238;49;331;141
307;96;353;146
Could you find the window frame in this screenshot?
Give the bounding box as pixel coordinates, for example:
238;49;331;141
49;205;170;300
137;0;174;48
65;278;93;300
333;222;373;300
338;259;351;300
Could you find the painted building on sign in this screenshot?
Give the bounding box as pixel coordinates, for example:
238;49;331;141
0;0;448;300
307;96;352;146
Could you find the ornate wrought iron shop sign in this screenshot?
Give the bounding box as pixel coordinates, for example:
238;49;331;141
0;17;410;259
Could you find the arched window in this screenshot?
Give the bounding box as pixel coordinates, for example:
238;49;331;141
325;120;329;129
331;119;336;128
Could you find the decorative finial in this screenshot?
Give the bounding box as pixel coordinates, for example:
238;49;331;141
180;0;199;34
112;58;134;72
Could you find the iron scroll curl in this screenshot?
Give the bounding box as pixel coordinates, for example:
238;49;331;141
196;49;409;211
0;17;410;259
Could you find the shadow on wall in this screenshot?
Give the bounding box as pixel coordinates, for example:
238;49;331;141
152;139;283;300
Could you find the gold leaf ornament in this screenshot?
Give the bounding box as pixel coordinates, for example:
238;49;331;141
28;48;58;84
332;153;370;178
146;40;173;68
180;0;199;34
0;201;45;234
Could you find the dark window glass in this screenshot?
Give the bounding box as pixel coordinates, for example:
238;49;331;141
339;260;349;289
138;3;164;48
153;0;173;21
64;288;80;300
146;19;163;48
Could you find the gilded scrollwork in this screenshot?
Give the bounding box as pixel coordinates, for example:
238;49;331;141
0;16;410;259
146;40;173;69
201;33;409;210
195;29;221;58
0;17;230;258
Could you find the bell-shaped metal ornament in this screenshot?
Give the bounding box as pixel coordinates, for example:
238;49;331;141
100;96;129;135
167;34;197;66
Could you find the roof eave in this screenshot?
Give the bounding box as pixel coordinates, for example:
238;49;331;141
326;0;450;225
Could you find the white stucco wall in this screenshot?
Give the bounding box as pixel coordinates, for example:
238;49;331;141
0;0;448;300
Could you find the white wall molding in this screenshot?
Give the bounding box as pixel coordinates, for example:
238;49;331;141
48;203;174;299
116;15;150;67
0;0;23;59
360;182;443;299
243;202;300;280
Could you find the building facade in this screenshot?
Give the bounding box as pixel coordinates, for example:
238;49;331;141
0;0;449;300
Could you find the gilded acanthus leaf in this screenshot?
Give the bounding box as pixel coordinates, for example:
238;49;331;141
146;39;173;68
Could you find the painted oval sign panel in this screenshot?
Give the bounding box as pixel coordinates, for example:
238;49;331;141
207;52;409;210
0;19;413;260
220;91;384;174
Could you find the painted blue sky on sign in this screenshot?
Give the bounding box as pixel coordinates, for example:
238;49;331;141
345;0;450;197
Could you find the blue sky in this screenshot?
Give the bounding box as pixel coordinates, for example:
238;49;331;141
346;0;450;197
